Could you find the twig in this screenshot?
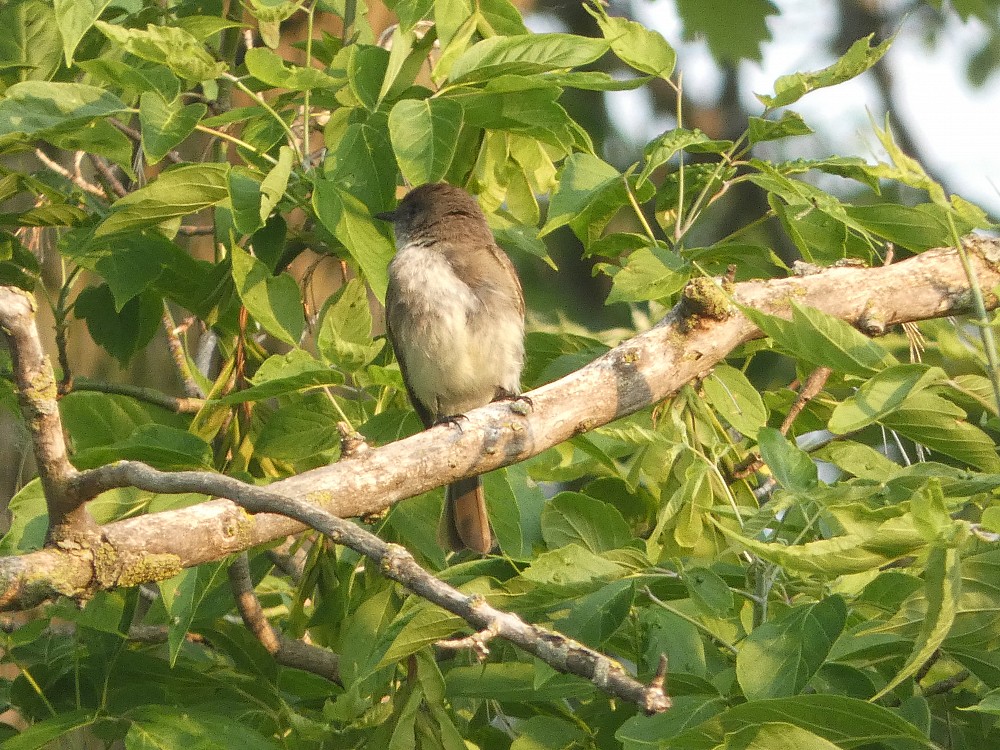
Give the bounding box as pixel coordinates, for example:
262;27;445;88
228;553;341;683
87;155;128;199
922;669;970;697
733;365;832;480
437;621;502;660
178;225;215;236
111;120;184;165
266;537;310;582
34;149;107;198
162;303;205;398
71;379;204;414
779;366;832;434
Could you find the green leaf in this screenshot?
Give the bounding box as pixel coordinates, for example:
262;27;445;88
0;709;97;750
521;543;626;589
321;111;397;212
78;58;182;101
712;509;928;578
616;696;727;749
557;580;634;646
159;561;228;666
259;145;294;223
316;278;383;370
757;34;893;108
66;232;186;311
757;427;818;493
595;244;690;305
53;0;111;66
818;441;901;480
511;716;586;750
448;33;609;83
0;0;61;88
230;243;304;346
72;424;214;471
456;77;573;149
378;23;440;103
125;706;281;750
844;202;955;251
0;479;46;554
244;46;343;90
488;465;546;560
256;392;340;460
747;111;814;143
540;152;623;242
722;723;845;750
586;5;675;80
244;0;298;48
216;350;343;404
74;285;161;365
139;92;207;164
312;180;394;301
684;567;735;617
228;167;266;235
737;596;847;700
880;390;1000;471
772;156;881;192
95;163;230;238
829;364;946;434
0;81;129;138
445;662;595;703
387;97;463;185
743;302;897;377
873;547;961;700
540;492;633;553
637;128;730;187
347;44;390;111
94;21;227;82
703;364;769;438
676;0;778;63
0;231;41;290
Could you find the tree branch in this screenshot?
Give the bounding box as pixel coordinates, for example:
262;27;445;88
0;288;95;544
1;239;999;609
228;553;341;684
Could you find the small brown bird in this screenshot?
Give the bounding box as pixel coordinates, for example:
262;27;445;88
377;183;525;553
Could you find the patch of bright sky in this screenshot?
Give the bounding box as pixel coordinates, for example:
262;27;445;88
531;1;1000;216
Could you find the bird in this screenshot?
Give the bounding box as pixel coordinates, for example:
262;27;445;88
377;183;525;553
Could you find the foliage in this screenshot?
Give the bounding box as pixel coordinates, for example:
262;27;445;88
1;0;1000;748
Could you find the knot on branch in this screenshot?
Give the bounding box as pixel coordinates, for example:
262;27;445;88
679;277;733;328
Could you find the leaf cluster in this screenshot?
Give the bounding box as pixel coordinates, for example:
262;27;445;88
1;1;1000;749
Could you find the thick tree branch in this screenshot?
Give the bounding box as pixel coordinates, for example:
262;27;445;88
0;288;96;544
1;239;999;610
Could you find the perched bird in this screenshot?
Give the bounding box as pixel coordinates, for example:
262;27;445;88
377;183;525;553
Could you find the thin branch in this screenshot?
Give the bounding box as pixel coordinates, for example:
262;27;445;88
161;304;205;399
922;669;970;697
34;149;107;198
87;155;128;199
70;378;204;414
780;366;832;435
110;120;184;166
228;553;341;683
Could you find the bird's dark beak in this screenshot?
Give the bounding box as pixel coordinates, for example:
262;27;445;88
374;209;396;222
